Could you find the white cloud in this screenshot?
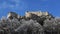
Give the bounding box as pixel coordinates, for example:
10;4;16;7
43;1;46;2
0;0;28;11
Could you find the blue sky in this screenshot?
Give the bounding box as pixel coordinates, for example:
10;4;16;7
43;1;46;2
0;0;60;18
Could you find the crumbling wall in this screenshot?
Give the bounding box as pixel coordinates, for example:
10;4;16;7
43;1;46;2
25;11;49;17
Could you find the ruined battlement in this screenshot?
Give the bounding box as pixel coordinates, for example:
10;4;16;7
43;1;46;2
25;11;49;17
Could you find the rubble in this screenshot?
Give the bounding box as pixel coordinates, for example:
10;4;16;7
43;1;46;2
43;18;60;34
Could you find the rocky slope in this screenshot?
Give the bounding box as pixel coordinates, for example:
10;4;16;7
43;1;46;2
0;11;60;34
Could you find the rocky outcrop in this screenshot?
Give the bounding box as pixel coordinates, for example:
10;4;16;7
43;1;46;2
0;11;59;34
